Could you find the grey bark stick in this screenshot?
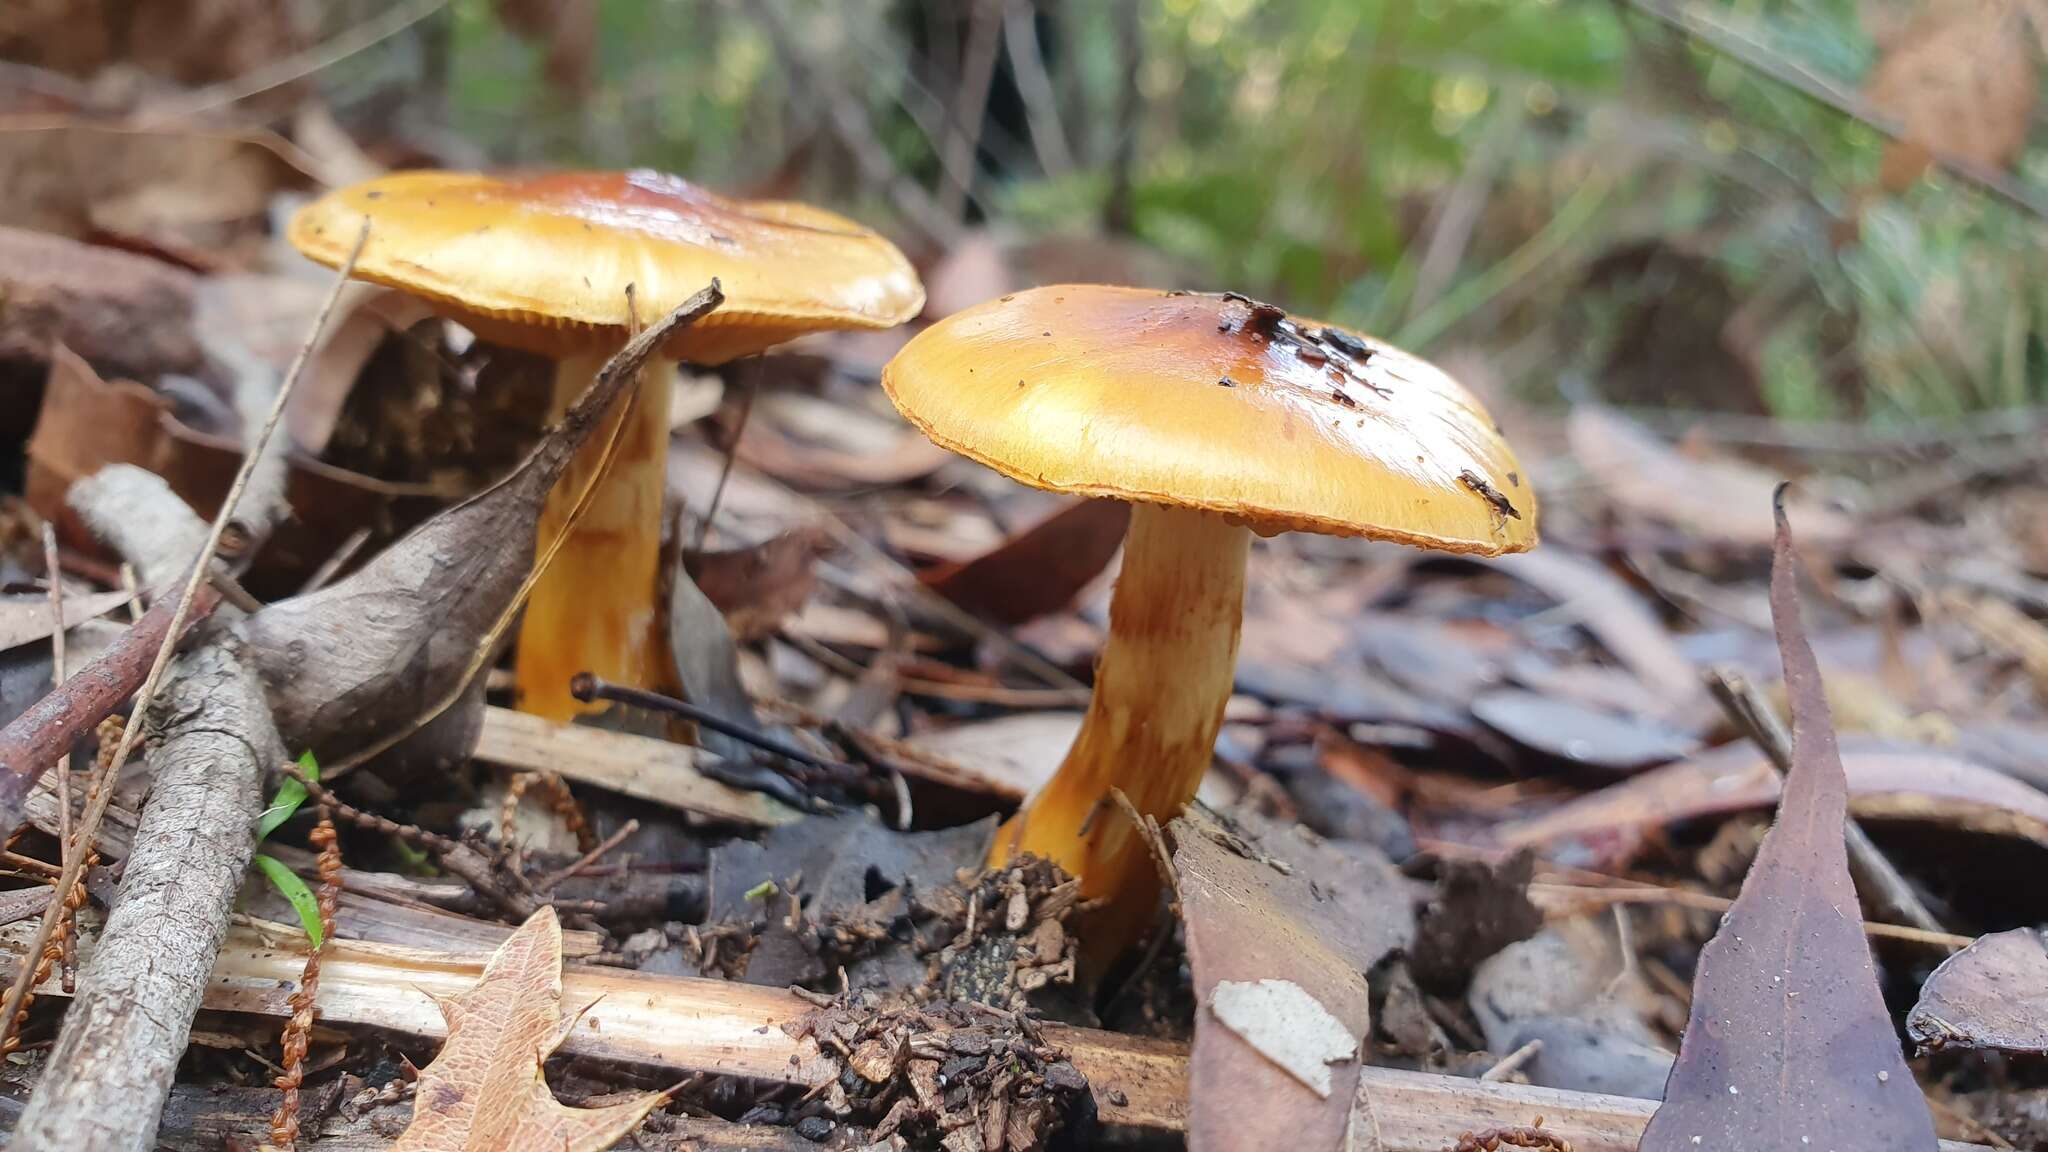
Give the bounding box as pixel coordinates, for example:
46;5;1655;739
11;470;280;1152
12;644;279;1151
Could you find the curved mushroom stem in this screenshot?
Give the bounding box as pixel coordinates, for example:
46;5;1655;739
993;502;1250;910
515;352;677;721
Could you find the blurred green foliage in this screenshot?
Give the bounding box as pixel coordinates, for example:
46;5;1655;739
419;0;2047;420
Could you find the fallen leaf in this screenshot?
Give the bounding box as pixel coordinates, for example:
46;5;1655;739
666;543;779;769
1207;979;1357;1099
26;343;444;589
706;811;993;987
734;392;953;489
685;528;831;643
390;906;663;1152
0;121;303;260
901;712;1241;808
0;588;131;654
1489;548;1708;724
1866;0;2036;176
1501;737;2048;857
1908;928;2048;1053
1637;499;1938;1150
1470;689;1700;772
1173;808;1413;1152
0;226;203;381
920;497;1129;626
1567;405;1853;548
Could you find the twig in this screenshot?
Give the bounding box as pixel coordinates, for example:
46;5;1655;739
696;360;760;552
1107;786;1179;915
571;674;860;782
750;0;963;249
39;526;71;880
1480;1038;1544;1082
1704;666;1950;943
118;565;142;622
939;0;1004;222
297;526;371;596
538;819;640;893
1002;0;1074;177
0;584;221;840
6;224;366;1150
140;0;451;127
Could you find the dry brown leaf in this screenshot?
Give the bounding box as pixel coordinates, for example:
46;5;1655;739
25;343;442;589
1637;499;1937;1150
1567;405;1853;548
392;906;664;1152
685;528;832;643
0;226;203;381
1867;0;2037;174
920;497;1130;626
1172;808;1414;1152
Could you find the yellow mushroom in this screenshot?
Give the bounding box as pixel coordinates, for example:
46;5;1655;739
290;170;924;721
882;285;1537;922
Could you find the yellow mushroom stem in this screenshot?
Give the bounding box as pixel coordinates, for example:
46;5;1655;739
992;502;1251;904
515;352;678;721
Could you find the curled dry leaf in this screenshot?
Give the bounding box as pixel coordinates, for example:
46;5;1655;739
1171;808;1413;1152
1908;928;2048;1054
391;906;664;1152
245;285;723;761
920;497;1130;626
1637;498;1938;1151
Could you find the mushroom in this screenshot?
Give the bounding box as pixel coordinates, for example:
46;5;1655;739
290;170;924;720
881;285;1537;913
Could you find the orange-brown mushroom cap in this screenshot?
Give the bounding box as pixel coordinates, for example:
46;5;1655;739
288;170;925;365
882;285;1537;554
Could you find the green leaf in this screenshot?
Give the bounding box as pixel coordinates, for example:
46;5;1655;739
253;853;323;948
257;751;319;844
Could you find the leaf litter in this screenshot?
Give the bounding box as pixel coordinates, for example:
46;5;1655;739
10;51;2048;1152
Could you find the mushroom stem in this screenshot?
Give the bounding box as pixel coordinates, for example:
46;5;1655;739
515;353;677;721
993;502;1250;901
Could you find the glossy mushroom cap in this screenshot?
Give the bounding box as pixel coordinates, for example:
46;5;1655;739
882;285;1537;554
289;170;926;365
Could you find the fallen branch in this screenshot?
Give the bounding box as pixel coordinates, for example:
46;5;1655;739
0;582;218;841
0;919;1990;1152
8;226;365;1152
13;642;283;1150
